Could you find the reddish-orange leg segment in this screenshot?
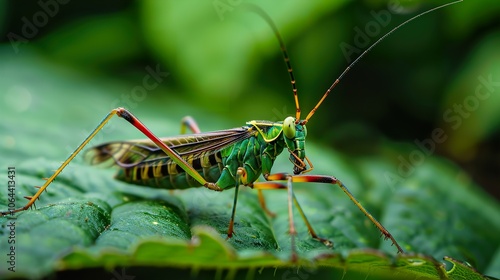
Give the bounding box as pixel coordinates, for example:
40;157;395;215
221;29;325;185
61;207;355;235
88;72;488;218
180;116;201;134
254;173;404;256
257;189;276;217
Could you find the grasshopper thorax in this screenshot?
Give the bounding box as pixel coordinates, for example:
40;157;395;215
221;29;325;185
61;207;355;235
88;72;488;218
283;116;308;174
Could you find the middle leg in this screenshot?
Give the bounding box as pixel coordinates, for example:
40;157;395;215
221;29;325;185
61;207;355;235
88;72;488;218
262;173;404;254
252;174;332;261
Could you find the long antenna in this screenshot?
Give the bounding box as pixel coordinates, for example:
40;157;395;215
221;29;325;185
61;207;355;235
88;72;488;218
245;4;302;122
303;0;462;123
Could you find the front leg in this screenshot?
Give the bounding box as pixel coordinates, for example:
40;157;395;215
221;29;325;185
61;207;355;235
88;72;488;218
260;173;404;254
253;173;332;261
261;173;330;245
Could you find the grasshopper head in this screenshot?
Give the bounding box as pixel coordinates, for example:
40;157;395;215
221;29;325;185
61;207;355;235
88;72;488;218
282;116;308;174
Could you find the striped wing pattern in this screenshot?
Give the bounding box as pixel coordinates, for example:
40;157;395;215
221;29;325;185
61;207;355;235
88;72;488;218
83;126;255;169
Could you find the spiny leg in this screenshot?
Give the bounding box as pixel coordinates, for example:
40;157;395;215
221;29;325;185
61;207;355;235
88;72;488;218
1;109;121;216
266;173;404;254
1;108;223;217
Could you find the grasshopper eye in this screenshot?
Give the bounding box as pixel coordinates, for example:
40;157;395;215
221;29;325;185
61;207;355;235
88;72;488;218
283;117;296;139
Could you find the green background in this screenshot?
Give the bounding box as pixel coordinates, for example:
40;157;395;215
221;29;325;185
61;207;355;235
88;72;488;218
0;0;499;279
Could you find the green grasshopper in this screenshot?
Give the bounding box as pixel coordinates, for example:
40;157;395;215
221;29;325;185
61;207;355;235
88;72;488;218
1;1;460;260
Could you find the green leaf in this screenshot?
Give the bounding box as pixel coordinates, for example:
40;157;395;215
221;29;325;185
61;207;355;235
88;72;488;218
1;128;498;279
